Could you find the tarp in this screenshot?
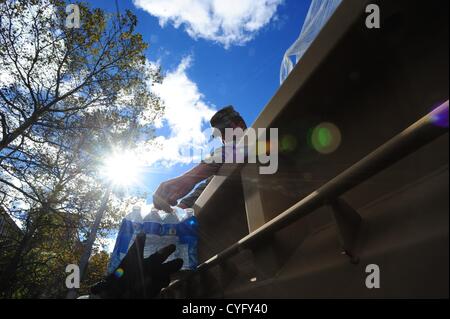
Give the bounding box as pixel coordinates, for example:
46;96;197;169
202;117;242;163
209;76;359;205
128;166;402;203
280;0;342;84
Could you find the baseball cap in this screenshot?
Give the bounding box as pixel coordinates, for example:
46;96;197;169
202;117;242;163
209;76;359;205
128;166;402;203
210;106;245;130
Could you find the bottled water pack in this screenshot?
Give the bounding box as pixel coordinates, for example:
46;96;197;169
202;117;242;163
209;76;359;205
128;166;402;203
108;206;198;274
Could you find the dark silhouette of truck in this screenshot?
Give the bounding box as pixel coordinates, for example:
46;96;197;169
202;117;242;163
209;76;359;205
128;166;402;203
162;0;449;299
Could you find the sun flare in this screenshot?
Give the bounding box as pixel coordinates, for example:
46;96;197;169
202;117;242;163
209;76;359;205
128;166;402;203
102;150;142;186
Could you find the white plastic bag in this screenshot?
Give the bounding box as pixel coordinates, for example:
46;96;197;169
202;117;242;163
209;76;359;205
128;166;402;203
280;0;342;84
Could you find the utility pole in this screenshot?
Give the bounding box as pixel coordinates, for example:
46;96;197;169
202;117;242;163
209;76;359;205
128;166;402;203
66;184;112;299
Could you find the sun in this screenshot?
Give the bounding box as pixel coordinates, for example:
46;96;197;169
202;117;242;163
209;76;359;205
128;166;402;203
102;150;142;186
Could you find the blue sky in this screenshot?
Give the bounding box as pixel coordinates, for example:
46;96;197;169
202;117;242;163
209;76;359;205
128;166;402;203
86;0;311;205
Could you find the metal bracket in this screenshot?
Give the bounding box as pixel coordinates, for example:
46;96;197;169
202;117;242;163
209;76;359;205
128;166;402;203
216;260;239;296
329;198;362;264
246;234;282;280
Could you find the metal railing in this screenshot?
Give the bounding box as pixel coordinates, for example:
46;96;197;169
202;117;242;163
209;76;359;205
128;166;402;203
167;101;449;291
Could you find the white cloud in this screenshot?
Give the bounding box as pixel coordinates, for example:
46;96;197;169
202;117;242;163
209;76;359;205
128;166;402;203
133;0;284;48
141;56;218;167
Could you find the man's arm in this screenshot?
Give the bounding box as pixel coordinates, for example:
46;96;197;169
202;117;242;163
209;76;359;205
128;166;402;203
178;176;213;209
153;162;221;211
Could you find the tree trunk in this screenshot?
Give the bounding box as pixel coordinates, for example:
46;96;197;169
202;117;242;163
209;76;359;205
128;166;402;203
0;233;32;297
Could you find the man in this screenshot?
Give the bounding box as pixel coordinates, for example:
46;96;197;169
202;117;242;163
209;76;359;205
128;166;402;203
86;106;248;299
153;106;247;212
85;107;246;299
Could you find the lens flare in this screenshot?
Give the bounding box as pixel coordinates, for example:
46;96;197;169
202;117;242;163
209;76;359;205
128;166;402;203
429;100;449;128
280;134;298;153
114;268;124;278
310;122;342;154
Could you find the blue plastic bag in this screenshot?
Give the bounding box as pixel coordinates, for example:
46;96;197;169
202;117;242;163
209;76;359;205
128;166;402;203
108;206;198;274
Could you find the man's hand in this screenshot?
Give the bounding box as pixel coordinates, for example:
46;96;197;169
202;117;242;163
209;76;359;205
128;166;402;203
153;175;197;212
91;233;183;299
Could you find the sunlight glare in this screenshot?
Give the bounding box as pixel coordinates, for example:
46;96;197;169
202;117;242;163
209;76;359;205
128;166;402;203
102;150;142;186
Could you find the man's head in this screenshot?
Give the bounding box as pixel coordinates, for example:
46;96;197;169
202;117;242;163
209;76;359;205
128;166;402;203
210;106;247;143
